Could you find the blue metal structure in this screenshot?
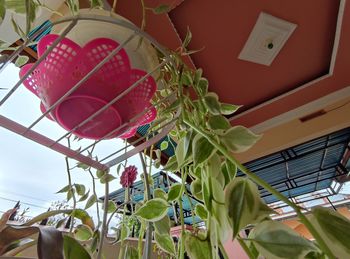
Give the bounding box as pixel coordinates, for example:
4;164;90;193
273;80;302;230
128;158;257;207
241;127;350;203
28;21;52;51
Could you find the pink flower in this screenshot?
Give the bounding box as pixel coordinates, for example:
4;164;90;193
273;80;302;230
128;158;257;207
120;166;138;188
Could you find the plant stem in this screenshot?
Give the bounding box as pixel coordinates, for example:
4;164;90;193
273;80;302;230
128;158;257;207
138;222;146;259
183;119;336;259
178;168;186;259
64;157;76;232
178;195;185;259
97;176;109;259
237;236;255;259
139;152;152;259
88;169;101;225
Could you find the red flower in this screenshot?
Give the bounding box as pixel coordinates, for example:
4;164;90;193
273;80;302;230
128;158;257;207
120;166;138;188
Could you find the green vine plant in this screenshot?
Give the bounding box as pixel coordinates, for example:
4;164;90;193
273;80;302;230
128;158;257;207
1;1;350;259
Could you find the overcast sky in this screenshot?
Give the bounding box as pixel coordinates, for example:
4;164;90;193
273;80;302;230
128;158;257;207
0;63;157;223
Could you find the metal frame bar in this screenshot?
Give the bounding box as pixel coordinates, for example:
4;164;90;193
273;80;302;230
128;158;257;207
0;14;177;170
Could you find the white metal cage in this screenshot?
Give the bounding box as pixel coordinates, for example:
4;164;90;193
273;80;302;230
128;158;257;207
0;14;178;171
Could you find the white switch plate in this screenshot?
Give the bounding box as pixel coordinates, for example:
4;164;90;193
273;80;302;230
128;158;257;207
238;12;297;66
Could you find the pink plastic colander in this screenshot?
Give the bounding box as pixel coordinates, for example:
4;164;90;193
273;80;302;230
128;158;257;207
19;34;157;139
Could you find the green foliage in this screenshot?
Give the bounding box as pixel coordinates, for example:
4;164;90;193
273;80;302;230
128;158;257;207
102;200;117;213
155;232;176;256
135;198;169;222
125;245;138;259
309;206;350;258
192;134;216;166
152;4;170;14
154;188;167;200
163;155;178;171
74;184;86;196
203;93;221;115
160;140;168;151
74;224;93;241
14;55;29;67
56;185;70;193
182;27;192;49
0;0;6;25
175;130;193;167
121;223;130;241
65;0;79;15
77;162;89;170
5;0;25;13
220;103;241;115
220;126;261;153
249;221;318;259
78;190;90;202
221;159;237;186
89;0;103;9
190;178;203;200
96;170;106;178
207;115;231;131
167;183;183;202
85;194;97;209
195;204;208;220
185;233;212;259
154;215;170;235
224;178;272;238
63;235;91;259
99;173;116;184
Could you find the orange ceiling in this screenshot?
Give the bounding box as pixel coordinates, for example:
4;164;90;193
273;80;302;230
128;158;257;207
113;0;350;128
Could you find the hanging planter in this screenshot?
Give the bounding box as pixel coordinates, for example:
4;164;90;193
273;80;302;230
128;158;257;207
19;9;159;140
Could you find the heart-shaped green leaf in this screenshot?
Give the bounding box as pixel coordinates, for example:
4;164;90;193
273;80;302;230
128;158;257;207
195;204;208;220
63;235;91;259
249;221;317;259
154;215;170;235
155;232;176;256
74;224;93;241
102;200;117;213
99;174;116;184
309;206;350;258
207;115;231;131
160;141;168;151
203;93;221;115
85;194;97;210
185;233;212;259
154;188;167;200
135;198;169;222
224;178;261;238
220;103;241;115
167;183;183;202
74;184;85;196
175;130;193;167
192;134;216;166
190;179;203;201
221;126;261;153
163;156;178;171
78;190;90;202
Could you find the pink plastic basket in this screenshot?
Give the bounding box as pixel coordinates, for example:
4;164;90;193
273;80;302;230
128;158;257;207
19;34;157;139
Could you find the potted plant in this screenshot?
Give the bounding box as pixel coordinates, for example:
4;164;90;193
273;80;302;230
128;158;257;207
1;1;350;259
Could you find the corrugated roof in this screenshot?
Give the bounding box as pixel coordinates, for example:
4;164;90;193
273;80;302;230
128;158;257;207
241;127;350;203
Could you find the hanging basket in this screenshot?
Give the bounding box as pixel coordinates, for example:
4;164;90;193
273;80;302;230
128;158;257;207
19;10;159;140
